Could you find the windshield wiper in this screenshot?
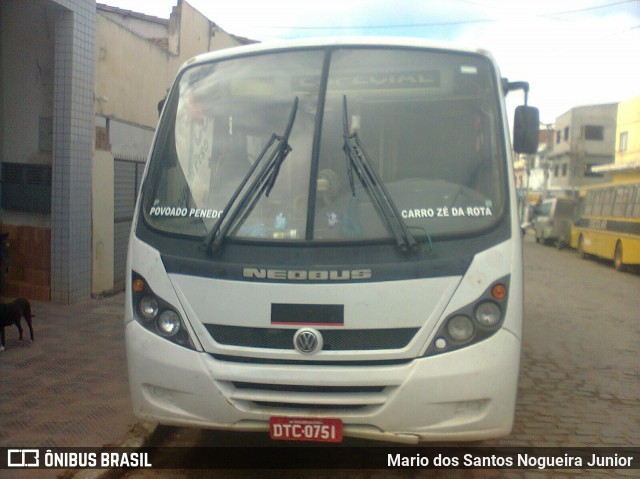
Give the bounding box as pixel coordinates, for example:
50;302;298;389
342;96;417;253
202;97;299;253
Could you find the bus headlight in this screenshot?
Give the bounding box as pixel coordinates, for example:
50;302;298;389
139;296;159;321
157;310;181;337
475;301;501;328
130;272;195;350
446;315;474;341
424;276;509;356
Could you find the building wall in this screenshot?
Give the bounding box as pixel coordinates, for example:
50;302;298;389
95;15;172;129
0;0;55;236
50;0;96;303
0;0;248;301
92;115;152;295
572;104;617;157
92;14;168;296
548;104;617;193
551;110;573;157
552;104;617;156
92;149;114;293
95;2;247;130
0;0;55;170
98;7;168;40
91;0;249;296
615;95;640;165
169;1;211;65
1;0;95;302
1;0;55;300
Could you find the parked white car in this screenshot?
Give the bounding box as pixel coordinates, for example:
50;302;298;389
533;197;577;248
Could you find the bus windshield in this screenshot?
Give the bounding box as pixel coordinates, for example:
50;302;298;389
143;46;506;243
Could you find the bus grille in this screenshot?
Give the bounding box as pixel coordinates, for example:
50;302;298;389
209;354;413;366
233;382;385;393
204;325;418;350
219;380;394;413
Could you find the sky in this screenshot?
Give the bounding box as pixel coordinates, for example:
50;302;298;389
100;0;640;124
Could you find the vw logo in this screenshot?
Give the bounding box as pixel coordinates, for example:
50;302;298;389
293;328;323;354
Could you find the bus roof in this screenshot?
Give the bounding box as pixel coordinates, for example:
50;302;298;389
181;37;494;71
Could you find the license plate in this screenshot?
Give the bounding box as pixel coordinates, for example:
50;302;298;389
269;417;343;443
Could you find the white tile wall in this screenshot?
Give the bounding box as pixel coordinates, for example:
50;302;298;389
50;0;95;303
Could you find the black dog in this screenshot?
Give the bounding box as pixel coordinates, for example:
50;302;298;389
0;298;34;352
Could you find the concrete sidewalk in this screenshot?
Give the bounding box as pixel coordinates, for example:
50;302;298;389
0;293;138;453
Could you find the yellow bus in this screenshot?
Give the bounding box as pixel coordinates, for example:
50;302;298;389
571;181;640;271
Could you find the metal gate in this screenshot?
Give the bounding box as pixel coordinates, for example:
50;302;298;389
114;158;145;290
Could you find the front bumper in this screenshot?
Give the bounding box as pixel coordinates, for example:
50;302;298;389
126;320;520;443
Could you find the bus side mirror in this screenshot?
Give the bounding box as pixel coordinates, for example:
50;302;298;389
513;105;539;154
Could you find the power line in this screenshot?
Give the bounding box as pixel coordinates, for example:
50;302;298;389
452;0;638;24
549;0;638;15
455;0;637;15
253;18;498;31
243;0;638;31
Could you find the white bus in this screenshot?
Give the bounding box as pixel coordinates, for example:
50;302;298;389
126;38;539;443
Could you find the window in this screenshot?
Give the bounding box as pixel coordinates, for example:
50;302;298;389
556;131;561;144
143;47;506;241
612;186;629;218
1;163;52;214
600;188;614;216
592;190;603;215
555;199;574;217
561;163;568;176
630;186;640;218
582;125;604;141
619;131;628;152
563;127;569;141
583;191;592;215
536;201;552;217
554;165;559;177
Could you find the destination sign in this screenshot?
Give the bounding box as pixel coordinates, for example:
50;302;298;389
293;70;441;92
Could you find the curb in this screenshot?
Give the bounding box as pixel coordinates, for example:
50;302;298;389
57;422;158;479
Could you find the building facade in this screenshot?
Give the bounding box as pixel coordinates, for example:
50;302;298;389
592;94;640;182
547;103;618;195
0;0;251;302
92;2;251;295
1;0;96;302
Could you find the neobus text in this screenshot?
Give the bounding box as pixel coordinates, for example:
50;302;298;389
243;268;372;281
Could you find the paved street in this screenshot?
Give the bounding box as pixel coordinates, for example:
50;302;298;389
487;233;640;451
480;233;640;478
0;293;136;479
119;234;640;478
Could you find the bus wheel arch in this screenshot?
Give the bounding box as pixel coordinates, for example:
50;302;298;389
614;241;625;272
